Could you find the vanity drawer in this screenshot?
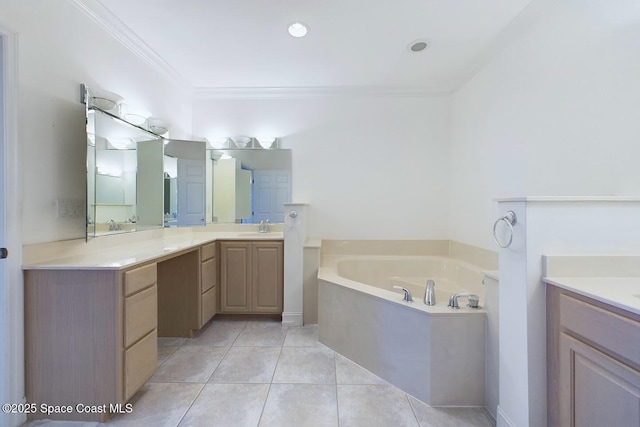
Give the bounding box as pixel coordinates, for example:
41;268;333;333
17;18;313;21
201;243;216;262
124;329;157;401
201;286;216;325
201;258;216;293
124;285;158;347
560;294;640;366
124;263;157;297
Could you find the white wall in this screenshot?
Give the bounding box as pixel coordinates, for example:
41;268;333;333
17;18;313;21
193;95;451;239
0;0;193;245
449;0;640;250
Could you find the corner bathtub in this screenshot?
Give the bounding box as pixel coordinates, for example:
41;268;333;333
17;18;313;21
318;256;486;406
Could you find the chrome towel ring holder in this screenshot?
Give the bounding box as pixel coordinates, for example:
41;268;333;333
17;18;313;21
493;210;517;248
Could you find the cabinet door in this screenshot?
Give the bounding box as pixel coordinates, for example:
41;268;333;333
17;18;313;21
559;332;640;427
251;241;283;313
220;242;251;312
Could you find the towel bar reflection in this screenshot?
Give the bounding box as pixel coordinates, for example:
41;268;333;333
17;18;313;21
493;210;517;248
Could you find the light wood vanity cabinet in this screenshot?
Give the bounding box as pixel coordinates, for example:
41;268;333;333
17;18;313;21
24;262;159;422
547;285;640;427
122;263;158;401
220;240;283;314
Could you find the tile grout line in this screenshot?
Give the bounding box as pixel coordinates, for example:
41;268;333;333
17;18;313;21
156;321;250;426
406;392;422;427
334;349;341;427
256;326;287;425
172;382;207;427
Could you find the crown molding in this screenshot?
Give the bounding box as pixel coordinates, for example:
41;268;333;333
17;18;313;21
68;0;192;92
193;85;452;100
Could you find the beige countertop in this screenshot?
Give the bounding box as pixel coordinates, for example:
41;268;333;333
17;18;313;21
544;276;640;316
23;231;283;271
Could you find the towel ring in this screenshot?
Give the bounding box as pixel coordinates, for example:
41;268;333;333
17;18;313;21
493;210;517;248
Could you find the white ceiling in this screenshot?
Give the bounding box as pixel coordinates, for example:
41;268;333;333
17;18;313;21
93;0;533;92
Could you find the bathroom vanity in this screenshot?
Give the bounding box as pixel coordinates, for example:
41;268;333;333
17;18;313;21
546;277;640;427
22;232;283;422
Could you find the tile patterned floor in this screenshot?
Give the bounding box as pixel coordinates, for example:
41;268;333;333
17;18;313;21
23;318;494;427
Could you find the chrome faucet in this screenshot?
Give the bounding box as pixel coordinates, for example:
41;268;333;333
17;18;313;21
393;286;414;303
424;280;436;306
448;293;480;309
258;219;271;233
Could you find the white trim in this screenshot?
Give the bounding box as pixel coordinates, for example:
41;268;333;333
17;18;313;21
281;312;303;327
0;24;25;427
496;406;517;427
68;0;192;92
193;86;452;100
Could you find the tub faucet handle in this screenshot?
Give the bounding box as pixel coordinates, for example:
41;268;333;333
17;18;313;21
424;280;436;306
448;293;480;309
393;286;413;303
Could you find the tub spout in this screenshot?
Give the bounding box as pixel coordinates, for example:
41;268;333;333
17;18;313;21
448;293;480;309
424;280;436;306
393;286;413;303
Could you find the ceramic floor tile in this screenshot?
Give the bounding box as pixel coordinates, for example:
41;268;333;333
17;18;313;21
283;325;318;347
184;319;247;347
259;384;338;427
22;422;99;427
234;323;288;346
178;383;269;427
272;347;336;384
158;346;179;366
99;383;203;427
335;354;388;385
408;396;494;427
210;346;281;383
149;345;227;383
157;337;187;347
337;385;420;427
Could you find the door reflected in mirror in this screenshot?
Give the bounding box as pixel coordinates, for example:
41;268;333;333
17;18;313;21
211;149;291;224
164;140;207;227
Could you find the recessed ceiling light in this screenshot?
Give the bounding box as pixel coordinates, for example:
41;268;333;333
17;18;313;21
408;39;429;53
288;22;308;38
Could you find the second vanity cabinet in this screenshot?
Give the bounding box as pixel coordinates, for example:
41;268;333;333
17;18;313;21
200;242;217;326
220;240;283;314
547;284;640;427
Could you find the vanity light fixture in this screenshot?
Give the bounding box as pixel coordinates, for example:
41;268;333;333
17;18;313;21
148;118;169;136
220;153;233;160
120;104;151;126
288;21;308;38
107;137;136;150
232;136;252;148
90;89;123;112
206;137;230;149
256;137;277;149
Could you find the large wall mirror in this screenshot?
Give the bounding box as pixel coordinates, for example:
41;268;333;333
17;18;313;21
86;110;207;238
87;107;164;238
210;149;292;224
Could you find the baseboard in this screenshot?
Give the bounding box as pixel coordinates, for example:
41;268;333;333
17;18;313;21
281;312;303;326
497;406;517;427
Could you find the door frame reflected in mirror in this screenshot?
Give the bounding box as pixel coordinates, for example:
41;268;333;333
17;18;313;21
210;149;292;224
